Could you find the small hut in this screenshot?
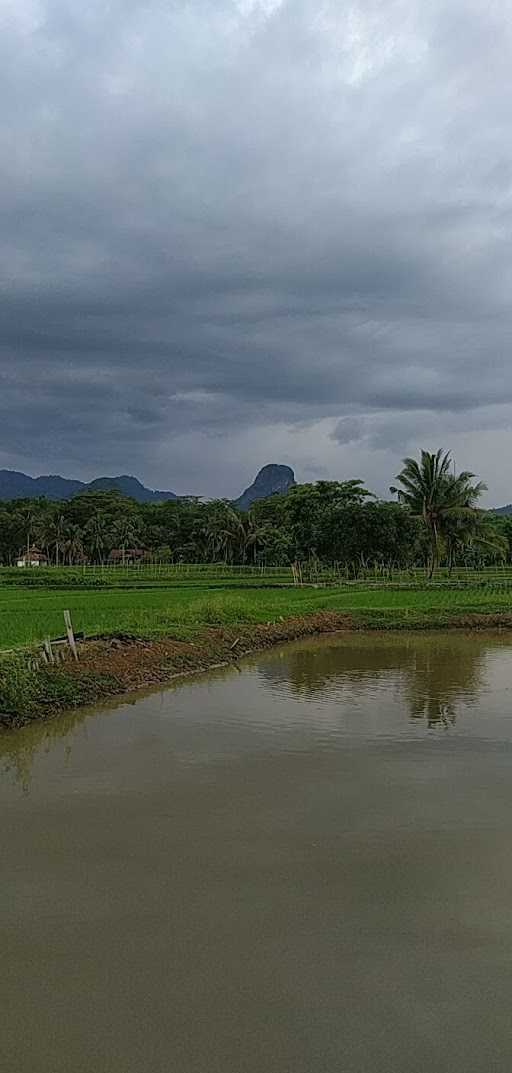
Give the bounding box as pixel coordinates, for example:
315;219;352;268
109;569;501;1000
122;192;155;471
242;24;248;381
108;548;145;565
17;547;48;568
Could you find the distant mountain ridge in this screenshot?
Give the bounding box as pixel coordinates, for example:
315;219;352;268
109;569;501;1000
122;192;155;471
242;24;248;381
0;470;178;503
492;504;512;515
0;464;297;506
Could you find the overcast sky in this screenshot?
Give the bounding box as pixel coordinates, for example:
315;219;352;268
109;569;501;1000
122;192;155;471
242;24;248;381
1;1;512;501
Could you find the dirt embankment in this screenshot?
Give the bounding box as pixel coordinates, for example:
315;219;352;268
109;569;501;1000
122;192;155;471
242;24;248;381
65;611;353;691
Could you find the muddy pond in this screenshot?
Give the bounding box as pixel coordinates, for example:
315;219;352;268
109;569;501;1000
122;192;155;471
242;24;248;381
3;631;512;1072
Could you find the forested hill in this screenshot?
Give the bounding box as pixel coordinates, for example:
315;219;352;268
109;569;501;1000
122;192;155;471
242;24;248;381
0;470;177;503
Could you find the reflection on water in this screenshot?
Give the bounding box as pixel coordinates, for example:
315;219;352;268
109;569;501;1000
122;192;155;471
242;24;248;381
3;631;512;1073
1;706;91;793
258;632;488;729
404;639;483;727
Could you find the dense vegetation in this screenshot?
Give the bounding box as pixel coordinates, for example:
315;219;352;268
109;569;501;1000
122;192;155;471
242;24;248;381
0;451;510;571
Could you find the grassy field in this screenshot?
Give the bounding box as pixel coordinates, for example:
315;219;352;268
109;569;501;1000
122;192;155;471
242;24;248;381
2;579;512;650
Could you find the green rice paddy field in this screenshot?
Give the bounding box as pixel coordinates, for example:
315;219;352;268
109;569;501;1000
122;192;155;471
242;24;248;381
2;581;512;650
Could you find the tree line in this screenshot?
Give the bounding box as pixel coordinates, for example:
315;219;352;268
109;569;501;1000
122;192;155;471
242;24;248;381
0;451;509;570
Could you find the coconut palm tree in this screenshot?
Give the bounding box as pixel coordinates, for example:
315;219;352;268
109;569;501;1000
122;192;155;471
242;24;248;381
443;512;507;574
202;504;269;565
40;509;67;566
390;449;487;578
204;504;244;563
62;524;85;566
84;512;112;564
243;513;275;564
112;515;144;565
15;504;41;560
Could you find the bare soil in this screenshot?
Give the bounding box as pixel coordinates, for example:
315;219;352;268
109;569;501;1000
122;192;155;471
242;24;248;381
65;611;354;693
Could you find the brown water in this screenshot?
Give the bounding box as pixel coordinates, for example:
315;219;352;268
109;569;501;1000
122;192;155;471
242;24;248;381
3;631;512;1072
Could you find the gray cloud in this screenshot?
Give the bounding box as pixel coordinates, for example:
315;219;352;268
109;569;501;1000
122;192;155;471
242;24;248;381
1;0;512;498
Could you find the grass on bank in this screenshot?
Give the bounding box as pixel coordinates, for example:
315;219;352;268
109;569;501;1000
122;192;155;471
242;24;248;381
2;582;512;650
0;652;120;723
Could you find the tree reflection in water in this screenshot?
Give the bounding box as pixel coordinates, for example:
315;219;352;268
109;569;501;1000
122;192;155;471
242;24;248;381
0;705;103;793
402;640;484;728
259;632;493;729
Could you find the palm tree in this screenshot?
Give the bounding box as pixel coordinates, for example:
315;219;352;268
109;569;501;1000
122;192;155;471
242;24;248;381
15;504;41;560
390;449;487;579
443;512;507;574
84;512;112;564
62;524;85;566
243;512;274;564
112;516;143;565
40;510;66;566
201;504;270;565
204;504;244;563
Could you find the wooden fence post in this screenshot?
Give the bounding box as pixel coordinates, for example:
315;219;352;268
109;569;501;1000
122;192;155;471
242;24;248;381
43;639;54;664
64;610;79;661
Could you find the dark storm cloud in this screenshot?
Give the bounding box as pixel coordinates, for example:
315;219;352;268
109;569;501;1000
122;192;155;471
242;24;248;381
2;0;512;495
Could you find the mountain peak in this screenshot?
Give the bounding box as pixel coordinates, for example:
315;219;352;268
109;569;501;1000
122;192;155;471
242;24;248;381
235;464;296;511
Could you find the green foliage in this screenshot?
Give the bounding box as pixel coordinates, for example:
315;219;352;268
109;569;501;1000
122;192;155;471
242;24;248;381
391;449;488;577
0;463;506;574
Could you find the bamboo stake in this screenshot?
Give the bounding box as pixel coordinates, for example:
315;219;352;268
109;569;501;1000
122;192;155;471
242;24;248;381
63;610;79;661
43;638;54;664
